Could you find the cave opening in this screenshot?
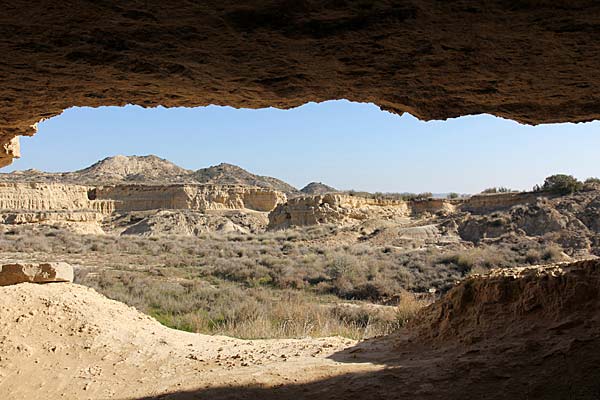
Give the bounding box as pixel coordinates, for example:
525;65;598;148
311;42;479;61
7;100;600;195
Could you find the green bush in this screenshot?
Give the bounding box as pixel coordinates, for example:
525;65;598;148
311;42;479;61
540;174;583;195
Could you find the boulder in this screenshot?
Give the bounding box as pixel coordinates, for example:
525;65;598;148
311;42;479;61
0;262;73;286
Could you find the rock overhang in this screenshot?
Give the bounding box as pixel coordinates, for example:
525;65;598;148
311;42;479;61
2;1;600;166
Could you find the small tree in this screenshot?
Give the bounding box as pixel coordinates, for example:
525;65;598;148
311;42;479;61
447;192;459;199
541;174;583;195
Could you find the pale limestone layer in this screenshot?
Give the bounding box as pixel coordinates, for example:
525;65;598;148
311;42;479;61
0;182;93;211
0;182;285;215
0;211;103;224
94;184;286;212
268;194;411;229
0;262;73;286
462;192;541;214
268;194;457;229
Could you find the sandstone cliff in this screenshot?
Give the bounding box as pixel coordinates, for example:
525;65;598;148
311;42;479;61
461;192;540;213
0;211;103;224
0;182;93;211
94;184;285;213
268;194;456;229
0;182;284;214
0;181;285;236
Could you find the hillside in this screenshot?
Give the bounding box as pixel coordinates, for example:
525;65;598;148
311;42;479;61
300;182;338;195
72;154;192;183
193;163;299;195
0;156;299;194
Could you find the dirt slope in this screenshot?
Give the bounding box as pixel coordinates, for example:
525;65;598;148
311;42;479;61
0;283;357;399
1;260;599;399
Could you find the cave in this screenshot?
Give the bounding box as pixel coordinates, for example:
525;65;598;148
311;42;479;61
2;2;600;399
2;1;600;168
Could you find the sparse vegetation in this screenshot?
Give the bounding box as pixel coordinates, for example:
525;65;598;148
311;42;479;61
74;267;426;339
481;187;514;194
0;214;578;340
345;190;433;201
1;165;597;340
537;174;583;195
585;177;600;185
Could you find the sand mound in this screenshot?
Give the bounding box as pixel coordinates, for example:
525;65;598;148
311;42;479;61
0;283;355;399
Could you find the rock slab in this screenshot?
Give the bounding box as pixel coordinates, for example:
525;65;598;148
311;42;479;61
0;262;73;286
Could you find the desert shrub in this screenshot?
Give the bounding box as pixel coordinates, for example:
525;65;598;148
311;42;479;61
525;249;541;264
439;248;509;275
350;281;394;301
540;174;583;195
4;221;571;307
447;192;459;199
542;245;563;262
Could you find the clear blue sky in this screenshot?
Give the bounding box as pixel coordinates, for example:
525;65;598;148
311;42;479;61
5;100;600;194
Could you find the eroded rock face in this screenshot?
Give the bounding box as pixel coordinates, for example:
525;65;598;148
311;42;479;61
0;182;284;214
268;194;458;229
0;182;285;234
410;259;600;347
95;184;285;212
462;192;541;214
0;182;93;211
0;262;73;286
268;194;410;229
2;2;600;166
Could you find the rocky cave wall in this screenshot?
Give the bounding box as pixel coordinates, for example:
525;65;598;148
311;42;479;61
2;1;600;166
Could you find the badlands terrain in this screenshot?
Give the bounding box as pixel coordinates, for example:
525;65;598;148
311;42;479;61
1;155;599;398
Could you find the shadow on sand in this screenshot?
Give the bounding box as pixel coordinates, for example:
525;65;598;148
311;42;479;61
132;330;600;400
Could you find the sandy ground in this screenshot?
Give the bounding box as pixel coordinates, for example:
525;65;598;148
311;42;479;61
2;260;600;399
0;283;374;399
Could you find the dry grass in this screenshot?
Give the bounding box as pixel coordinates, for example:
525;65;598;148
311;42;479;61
0;223;569;339
75;267;427;339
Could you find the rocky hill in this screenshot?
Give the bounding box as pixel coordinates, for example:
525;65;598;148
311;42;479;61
0;155;300;195
3;155;192;185
193;163;299;195
300;182;338;195
71;154;192;184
